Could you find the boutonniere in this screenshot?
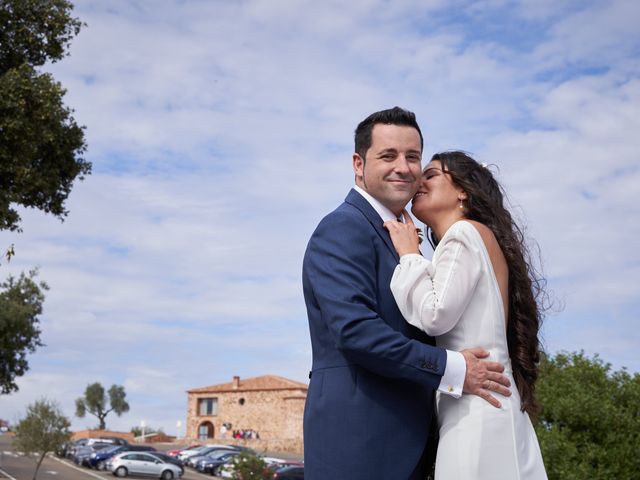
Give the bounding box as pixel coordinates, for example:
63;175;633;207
416;228;424;245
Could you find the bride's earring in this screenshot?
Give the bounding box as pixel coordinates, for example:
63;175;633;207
459;199;464;209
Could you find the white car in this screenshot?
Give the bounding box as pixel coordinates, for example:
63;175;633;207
108;452;182;479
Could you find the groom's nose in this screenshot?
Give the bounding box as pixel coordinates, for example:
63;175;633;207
393;155;411;174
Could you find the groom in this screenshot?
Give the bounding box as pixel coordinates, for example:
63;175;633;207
302;107;511;479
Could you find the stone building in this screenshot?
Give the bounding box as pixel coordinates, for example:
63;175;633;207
186;375;307;443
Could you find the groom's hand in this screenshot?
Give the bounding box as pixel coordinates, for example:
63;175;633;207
461;348;512;408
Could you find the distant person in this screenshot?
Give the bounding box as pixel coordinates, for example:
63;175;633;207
385;151;548;478
302;108;511;479
220;423;227;439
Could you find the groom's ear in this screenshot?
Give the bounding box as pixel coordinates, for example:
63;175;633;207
353;153;365;178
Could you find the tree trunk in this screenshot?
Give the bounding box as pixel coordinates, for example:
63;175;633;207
33;452;47;480
99;415;106;430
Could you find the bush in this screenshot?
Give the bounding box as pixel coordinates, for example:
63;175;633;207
225;451;272;480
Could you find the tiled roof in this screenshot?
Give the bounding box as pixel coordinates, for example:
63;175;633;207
187;375;308;394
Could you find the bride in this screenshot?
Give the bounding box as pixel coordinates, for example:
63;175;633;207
384;151;547;479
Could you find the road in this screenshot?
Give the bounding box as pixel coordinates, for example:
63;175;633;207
0;435;220;480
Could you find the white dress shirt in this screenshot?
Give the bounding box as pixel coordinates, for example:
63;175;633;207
353;185;465;397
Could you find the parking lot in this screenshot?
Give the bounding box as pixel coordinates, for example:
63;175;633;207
0;435;224;480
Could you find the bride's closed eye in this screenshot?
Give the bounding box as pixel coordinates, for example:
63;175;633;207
423;168;441;180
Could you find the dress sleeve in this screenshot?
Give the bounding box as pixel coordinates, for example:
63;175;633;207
390;223;482;336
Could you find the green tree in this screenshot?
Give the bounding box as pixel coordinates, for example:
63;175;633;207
0;269;47;394
0;0;89;395
75;382;130;430
13;398;71;480
130;425;161;437
535;351;640;479
0;0;90;232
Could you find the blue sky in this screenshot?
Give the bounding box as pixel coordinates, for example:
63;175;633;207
1;0;639;435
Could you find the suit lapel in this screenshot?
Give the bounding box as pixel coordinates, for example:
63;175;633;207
345;189;400;262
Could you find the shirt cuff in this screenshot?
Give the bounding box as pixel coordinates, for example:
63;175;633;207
399;253;423;262
437;350;465;398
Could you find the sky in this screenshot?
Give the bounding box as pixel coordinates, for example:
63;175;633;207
1;0;639;436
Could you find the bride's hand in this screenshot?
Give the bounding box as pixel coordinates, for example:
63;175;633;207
383;210;421;257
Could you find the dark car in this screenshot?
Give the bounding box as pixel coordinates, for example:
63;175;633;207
90;436;129;446
88;444;156;470
272;465;304;479
195;450;240;475
73;443;112;467
56;440;72;458
66;439;90;459
186;446;237;468
229;445;256;455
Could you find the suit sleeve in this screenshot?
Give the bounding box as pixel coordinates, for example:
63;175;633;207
304;210;446;390
390;223;482;336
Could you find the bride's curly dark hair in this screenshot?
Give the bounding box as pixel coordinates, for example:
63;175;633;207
429;151;546;415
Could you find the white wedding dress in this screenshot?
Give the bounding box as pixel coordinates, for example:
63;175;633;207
390;220;547;479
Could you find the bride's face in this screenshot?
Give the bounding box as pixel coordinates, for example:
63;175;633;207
411;160;466;223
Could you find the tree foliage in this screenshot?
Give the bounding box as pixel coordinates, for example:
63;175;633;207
130;425;162;437
13;398;71;480
75;382;130;430
0;0;89;232
0;0;88;395
227;451;271;480
0;269;47;394
534;351;640;479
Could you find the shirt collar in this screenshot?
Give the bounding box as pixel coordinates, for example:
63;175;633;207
353;185;400;223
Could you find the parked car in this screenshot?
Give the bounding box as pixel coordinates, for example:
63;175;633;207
107;452;182;479
179;444;231;462
194;450;240;475
230;445;256;455
165;444;200;457
272;465;304;479
148;452;184;474
263;457;304;470
73;443;112;466
66;439;90;459
186;446;237;468
176;445;210;461
55;440;72;458
87;436;129;446
88;444;157;470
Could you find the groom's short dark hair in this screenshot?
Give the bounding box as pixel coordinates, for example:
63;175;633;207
354;107;423;162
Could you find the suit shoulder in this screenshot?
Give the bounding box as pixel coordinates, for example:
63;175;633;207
313;202;370;236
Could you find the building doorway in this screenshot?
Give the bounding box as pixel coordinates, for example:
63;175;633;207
198;421;214;440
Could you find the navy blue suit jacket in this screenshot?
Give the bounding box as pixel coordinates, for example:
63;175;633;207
302;189;447;479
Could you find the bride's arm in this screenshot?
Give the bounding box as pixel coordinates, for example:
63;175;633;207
390;225;482;336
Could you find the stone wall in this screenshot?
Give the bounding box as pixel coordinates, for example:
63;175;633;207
186;388;306;444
